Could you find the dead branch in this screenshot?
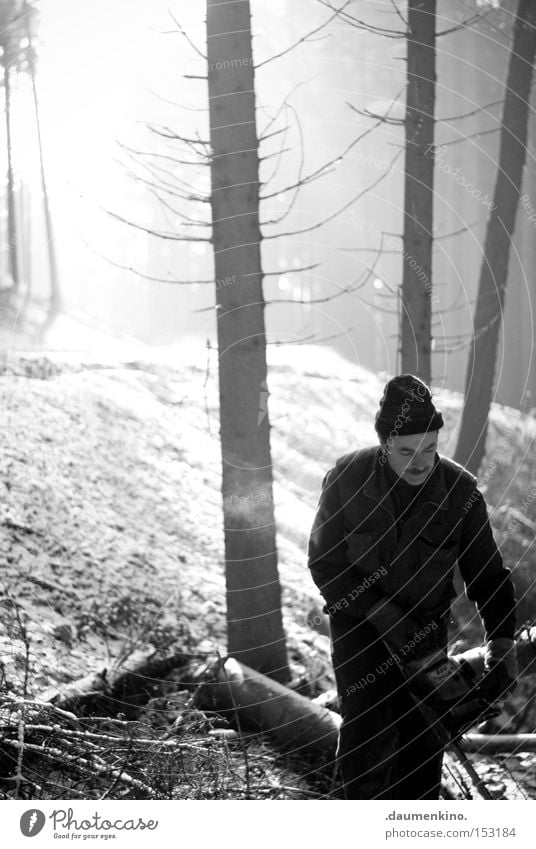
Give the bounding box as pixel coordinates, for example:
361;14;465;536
438;99;503;123
261;104;305;226
148;88;208;113
317;0;406;38
463;734;536;753
255;1;350;68
261;87;404;200
2;738;161;797
116;160;210;221
437;13;487;38
168;10;207;61
118;138;209;171
263;147;403;239
260;263;321;278
41;649;189;716
98;205;211;243
259;126;290;144
77;236;213;286
438;127;500;147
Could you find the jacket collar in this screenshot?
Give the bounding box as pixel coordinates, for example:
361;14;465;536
362;448;449;512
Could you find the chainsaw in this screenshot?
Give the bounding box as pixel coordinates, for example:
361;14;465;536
403;646;500;740
385;643;502;799
365;599;503;799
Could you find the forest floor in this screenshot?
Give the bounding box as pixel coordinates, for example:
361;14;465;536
1;334;536;799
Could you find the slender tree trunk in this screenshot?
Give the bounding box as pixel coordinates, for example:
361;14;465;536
454;0;536;474
206;0;289;682
19;179;32;313
24;11;61;335
400;0;436;385
4;64;20;294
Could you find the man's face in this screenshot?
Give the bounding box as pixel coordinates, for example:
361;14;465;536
383;431;438;485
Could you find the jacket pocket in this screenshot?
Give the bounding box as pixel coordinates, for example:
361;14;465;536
345;531;381;578
414;538;457;612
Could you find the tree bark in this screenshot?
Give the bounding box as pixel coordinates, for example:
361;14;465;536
454;0;536;474
206;0;289;682
400;0;436;385
4;63;20;294
22;2;61;337
197;658;340;758
41;650;189;718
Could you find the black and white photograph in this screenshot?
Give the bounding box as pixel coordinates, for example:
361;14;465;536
0;0;535;842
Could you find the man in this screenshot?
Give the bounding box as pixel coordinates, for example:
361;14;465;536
307;374;517;799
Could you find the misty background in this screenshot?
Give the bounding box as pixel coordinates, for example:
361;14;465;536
3;0;534;408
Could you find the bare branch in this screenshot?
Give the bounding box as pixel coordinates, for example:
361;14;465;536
360;296;398;315
255;1;351;68
260;86;404;200
129;152;209;197
148;88;208;113
437;127;500;147
433;223;476;242
143;183;211;228
117;139;209;175
259;79;311;139
317;0;406;38
115;150;209;204
438;99;503;123
389;0;407;28
259;125;290;143
146;123;210;148
268;328;354;345
168;10;207;60
267;255;384;308
347;102;404;125
259;147;292;162
437;13;485;38
77;236;213;285
261;108;291;187
245;262;320;278
98;204;211;242
263;147;403;239
261;103;305;226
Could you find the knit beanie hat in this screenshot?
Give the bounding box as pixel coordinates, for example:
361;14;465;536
374;374;444;440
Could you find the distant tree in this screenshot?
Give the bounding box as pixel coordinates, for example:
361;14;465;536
455;0;536;474
0;0;57;332
22;0;61;333
0;0;25;294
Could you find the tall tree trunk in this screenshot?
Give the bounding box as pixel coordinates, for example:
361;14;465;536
24;8;61;336
454;0;536;474
400;0;436;385
4;64;20;294
206;0;289;682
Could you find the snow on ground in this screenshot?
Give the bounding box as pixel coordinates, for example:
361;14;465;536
1;336;535;699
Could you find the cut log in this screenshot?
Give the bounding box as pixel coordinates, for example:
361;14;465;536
197;657;341;758
463;734;536;753
40;650;189;718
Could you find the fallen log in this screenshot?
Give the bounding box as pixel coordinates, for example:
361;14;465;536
463;734;536;754
40;649;189;717
197;657;341;758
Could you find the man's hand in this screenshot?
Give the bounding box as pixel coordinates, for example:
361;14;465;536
483;638;518;697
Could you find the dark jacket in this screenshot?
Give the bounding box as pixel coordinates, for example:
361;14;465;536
307;446;516;640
